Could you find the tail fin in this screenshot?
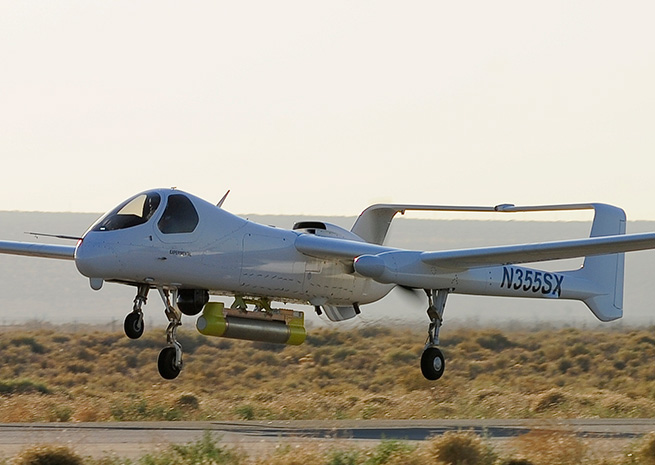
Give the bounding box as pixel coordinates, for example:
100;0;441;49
351;205;404;245
576;204;626;321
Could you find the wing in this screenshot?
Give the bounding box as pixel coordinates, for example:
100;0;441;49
0;240;76;260
418;232;655;270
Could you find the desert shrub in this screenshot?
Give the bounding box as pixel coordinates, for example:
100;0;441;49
327;448;360;465
333;348;356;361
427;432;496;465
556;358;573;374
47;405;73;422
531;389;566;413
476;331;516;351
14;445;83;465
10;336;47;354
0;378;51;395
574;354;591;372
109;397;180;421
176;393;200;410
137;432;244;465
166;431;244;465
567;342;589;357
635;432;655;465
235;404;255;420
365;440;417;465
509;430;585;465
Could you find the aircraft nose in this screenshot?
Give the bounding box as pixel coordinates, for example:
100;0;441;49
74;234;120;279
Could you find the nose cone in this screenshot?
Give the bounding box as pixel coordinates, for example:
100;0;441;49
74;233;121;279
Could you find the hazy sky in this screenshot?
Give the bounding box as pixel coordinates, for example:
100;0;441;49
2;1;654;219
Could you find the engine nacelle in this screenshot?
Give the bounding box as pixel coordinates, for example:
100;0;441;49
177;289;209;316
293;221;364;241
196;302;306;345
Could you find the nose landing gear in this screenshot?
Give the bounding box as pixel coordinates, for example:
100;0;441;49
420;289;449;380
124;285;148;340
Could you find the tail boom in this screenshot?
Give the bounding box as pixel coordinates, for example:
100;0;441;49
352;203;646;322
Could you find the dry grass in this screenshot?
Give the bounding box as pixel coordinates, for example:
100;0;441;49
507;430;586;465
0;324;655;422
6;431;655;465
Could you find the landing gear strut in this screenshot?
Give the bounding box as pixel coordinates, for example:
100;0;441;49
123;285;184;380
124;285;148;339
420;289;449;380
156;287;183;380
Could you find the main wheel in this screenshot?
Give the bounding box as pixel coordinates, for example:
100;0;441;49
421;346;445;380
124;312;144;339
158;346;181;380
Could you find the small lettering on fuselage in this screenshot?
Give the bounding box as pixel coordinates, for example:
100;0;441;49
169;249;191;257
500;266;563;297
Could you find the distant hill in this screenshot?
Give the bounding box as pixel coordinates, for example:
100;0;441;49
1;211;654;327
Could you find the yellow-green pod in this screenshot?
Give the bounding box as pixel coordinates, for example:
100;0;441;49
286;315;306;345
196;302;227;337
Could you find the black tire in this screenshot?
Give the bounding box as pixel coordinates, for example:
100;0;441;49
158;346;181;380
124;312;144;339
420;346;445;380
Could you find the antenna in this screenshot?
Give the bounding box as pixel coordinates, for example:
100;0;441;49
217;190;231;208
26;232;83;241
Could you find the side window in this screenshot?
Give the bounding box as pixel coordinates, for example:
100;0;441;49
157;194;199;234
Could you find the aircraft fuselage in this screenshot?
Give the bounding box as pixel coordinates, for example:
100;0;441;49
74;189;393;307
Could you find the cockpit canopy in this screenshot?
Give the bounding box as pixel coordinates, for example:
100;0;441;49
93;193;161;231
92;191;199;234
157;194;199;234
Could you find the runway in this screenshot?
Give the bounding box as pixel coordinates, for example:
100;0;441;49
0;419;653;458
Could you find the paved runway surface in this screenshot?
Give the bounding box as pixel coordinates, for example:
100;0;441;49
0;419;653;458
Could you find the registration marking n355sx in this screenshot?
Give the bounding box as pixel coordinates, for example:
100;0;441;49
500;266;564;297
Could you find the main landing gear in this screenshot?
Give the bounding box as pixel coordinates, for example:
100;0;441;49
123;285;184;380
420;289;449;380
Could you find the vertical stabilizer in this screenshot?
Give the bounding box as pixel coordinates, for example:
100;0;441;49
577;204;626;321
351;205;403;245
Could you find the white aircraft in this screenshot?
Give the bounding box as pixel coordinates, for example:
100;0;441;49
2;188;655;380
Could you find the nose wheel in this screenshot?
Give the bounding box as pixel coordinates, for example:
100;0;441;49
420;289;449;380
124;312;144;339
124;285;148;339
